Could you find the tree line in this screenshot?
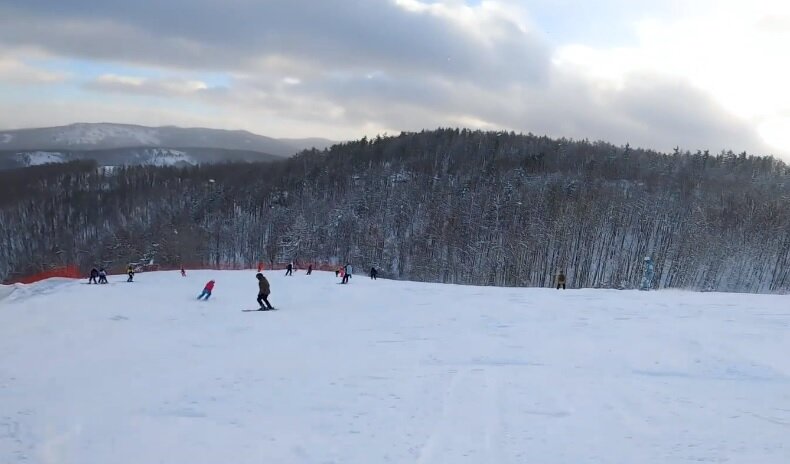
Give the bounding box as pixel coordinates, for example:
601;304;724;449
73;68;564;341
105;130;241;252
2;128;789;292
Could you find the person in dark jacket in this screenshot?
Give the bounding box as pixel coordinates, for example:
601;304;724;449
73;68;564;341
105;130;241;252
256;273;274;310
306;264;313;275
370;267;378;280
556;271;566;290
98;268;108;284
341;263;352;284
127;264;135;282
89;268;99;284
285;262;293;276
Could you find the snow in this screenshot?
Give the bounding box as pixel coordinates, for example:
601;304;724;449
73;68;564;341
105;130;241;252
53;123;160;147
145;148;194;166
1;271;789;463
20;151;66;166
0;134;12;144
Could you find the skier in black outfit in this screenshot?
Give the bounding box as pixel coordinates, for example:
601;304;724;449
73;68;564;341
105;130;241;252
370;267;378;280
89;268;99;284
256;273;274;309
98;268;108;284
306;264;313;275
127;265;135;282
285;262;293;276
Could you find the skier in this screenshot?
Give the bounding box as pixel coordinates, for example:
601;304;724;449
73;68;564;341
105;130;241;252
370;267;378;280
640;257;655;291
98;268;108;284
197;280;215;300
306;264;313;275
335;267;342;278
556;271;566;290
342;263;352;284
180;266;186;277
256;273;274;310
88;268;99;284
285;262;293;276
126;264;135;282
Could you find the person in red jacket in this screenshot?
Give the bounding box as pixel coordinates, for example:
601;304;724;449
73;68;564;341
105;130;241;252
197;280;215;300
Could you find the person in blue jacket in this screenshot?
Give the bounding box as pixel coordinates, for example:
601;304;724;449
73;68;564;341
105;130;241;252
640;257;655;290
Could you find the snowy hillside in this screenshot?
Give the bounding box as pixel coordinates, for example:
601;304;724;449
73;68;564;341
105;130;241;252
1;271;789;463
0;123;334;156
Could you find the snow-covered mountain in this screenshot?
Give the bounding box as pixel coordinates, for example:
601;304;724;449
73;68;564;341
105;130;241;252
1;270;788;462
0;147;284;170
0;123;335;157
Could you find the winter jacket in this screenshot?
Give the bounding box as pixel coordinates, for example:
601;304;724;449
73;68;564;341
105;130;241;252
557;273;566;284
345;264;353;275
258;276;270;295
204;281;215;292
90;269;99;278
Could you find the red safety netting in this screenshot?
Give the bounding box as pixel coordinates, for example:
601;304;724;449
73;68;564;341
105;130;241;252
5;266;82;284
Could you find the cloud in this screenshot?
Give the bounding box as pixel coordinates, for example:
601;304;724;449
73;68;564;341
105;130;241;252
0;0;783;156
86;74;211;96
0;55;68;84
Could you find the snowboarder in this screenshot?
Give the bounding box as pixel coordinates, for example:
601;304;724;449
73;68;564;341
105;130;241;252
180;266;186;277
285;262;293;276
98;268;108;284
126;265;135;282
89;268;99;284
640;257;655;291
370;267;378;280
556;271;566;290
342;263;352;284
197;280;215;300
306;264;313;275
256;273;274;310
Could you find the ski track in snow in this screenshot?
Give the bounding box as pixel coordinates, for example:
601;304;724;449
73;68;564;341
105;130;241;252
0;270;789;463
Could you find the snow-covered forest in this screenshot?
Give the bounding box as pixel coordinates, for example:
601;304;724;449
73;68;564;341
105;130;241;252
2;129;789;292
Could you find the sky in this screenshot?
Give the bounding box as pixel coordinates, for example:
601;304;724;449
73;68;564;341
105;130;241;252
0;0;788;156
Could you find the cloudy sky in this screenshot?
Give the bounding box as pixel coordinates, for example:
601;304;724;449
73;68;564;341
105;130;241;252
0;0;788;156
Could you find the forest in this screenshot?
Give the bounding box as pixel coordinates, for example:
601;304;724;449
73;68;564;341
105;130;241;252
2;128;789;293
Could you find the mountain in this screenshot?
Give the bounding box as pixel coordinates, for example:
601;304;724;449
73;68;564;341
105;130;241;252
0;147;284;170
0;123;337;169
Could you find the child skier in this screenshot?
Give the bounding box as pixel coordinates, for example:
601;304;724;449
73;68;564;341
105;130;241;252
197;280;215;300
98;268;108;284
180;266;186;277
126;264;135;282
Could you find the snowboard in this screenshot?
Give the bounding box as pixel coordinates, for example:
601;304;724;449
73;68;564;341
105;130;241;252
242;308;278;312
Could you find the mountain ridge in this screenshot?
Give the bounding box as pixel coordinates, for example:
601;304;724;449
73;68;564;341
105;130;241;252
0;122;336;156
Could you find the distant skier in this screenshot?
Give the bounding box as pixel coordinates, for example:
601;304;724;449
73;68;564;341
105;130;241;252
342;263;352;284
180;266;186;277
197;280;215;300
98;268;108;284
256;273;274;310
285;262;293;276
335;267;342;278
556;271;566;290
89;268;99;284
370;267;378;280
306;264;313;275
126;264;135;282
640;257;655;291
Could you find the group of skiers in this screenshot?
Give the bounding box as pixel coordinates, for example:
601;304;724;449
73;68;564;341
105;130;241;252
88;267;109;284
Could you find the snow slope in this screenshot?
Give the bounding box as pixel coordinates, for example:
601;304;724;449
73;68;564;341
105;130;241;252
1;271;788;463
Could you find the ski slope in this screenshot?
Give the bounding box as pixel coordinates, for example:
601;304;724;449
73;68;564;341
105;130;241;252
1;271;789;463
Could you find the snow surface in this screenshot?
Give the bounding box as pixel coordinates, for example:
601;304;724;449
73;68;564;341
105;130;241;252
0;134;13;144
1;271;789;463
19;151;66;166
51;123;161;147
